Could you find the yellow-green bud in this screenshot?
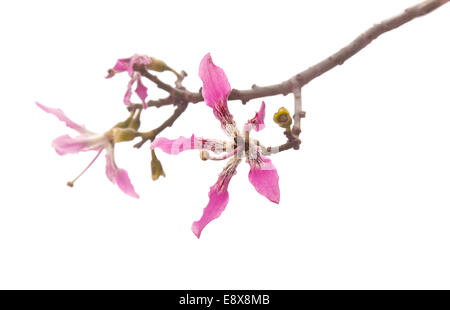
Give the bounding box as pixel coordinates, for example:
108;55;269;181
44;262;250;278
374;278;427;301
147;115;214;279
146;57;171;72
273;107;292;129
129;109;142;131
112;128;138;143
151;150;166;181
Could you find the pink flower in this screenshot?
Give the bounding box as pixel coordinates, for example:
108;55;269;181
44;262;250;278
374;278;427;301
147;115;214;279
106;54;152;108
36;102;139;198
151;53;280;238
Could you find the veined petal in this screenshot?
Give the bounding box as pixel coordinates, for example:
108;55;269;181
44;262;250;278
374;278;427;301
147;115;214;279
199;53;234;131
105;145;139;198
35;102;86;133
192;157;241;238
245;101;266;132
151;134;229;155
135;76;148;108
248;154;280;204
52;135;90;155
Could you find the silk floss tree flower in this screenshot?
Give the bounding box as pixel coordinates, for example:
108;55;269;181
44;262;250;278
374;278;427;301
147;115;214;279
106;54;180;108
151;53;280;238
35;102;140;198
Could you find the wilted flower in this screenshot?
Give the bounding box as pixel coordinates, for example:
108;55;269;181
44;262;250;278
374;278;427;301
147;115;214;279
36;102;139;198
106;54;152;108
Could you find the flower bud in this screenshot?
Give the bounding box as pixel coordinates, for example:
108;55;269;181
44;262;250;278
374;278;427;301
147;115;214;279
273;107;292;129
151;150;166;181
200;150;210;161
129;109;142;131
146;57;171;73
112;128;138;143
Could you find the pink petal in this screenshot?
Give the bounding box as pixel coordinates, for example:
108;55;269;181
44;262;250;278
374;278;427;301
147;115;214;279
113;57;132;72
198;53;234;129
246;101;266;132
52;135;89;155
105;149;139;198
151;134;228;155
248;155;280;204
135;76;148;108
123;76;136;105
191;186;229;239
115;169;140;199
191;158;240;238
35;102;85;133
128;54;152;77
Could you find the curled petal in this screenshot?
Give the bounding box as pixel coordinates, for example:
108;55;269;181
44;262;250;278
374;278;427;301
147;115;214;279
245;101;266;132
128;54;152;76
105;58;131;78
35;102;86;133
105;147;139;199
192;158;240;238
248;155;280;204
113;57;132;72
135;76;148;108
151;134;229;155
199;53;234;130
123;76;136;105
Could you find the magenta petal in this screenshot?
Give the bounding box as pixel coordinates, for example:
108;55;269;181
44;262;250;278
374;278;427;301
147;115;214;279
199;53;231;109
246;101;266;132
113;57;132;72
135;76;148;108
198;53;234;129
35;102;85;133
191;187;229;239
115;169;140;199
191;158;240;238
248;156;280;204
52;135;89;155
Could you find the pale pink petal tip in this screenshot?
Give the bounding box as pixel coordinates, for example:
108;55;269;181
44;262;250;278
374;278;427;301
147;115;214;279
35;102;85;133
247;101;266;132
248;156;280;204
191;186;230;238
198;53;231;109
115;169;140;199
105;152;139;199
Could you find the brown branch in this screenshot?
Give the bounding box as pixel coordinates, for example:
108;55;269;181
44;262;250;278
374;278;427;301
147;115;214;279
140;0;449;105
133;0;448;153
134;101;188;148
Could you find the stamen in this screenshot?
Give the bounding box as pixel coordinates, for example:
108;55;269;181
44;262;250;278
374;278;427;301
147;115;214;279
202;148;240;161
67;149;103;187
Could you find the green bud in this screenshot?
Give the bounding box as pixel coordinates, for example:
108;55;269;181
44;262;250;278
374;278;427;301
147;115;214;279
112;128;138;143
114;110;136;129
129;109;142;131
151;150;166;181
146;57;179;77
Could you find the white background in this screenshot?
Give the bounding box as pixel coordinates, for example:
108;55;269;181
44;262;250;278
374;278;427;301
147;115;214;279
0;0;449;289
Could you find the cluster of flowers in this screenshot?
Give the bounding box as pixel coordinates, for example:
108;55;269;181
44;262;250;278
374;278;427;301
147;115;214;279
37;53;281;238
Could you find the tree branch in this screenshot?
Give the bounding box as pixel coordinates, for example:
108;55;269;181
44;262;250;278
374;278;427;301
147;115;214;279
140;0;448;105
